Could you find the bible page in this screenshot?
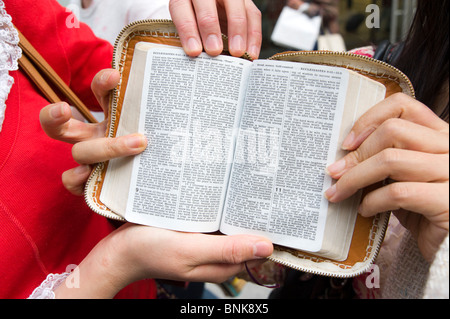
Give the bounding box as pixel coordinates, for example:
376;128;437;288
318;70;386;260
125;47;252;232
100;43;151;217
220;60;349;252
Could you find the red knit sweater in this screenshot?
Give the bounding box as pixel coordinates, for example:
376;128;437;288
0;0;156;298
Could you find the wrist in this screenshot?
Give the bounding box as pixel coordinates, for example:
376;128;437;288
54;227;137;299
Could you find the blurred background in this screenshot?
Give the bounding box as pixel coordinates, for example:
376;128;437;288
255;0;417;57
58;0;418;58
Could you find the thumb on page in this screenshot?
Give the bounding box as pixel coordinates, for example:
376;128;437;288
192;234;273;264
179;233;273;283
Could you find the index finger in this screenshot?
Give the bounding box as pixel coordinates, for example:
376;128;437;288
342;93;449;151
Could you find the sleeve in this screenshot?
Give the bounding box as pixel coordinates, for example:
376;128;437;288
381;231;431;299
11;0;114;110
126;0;172;23
423;234;449;299
27;273;71;299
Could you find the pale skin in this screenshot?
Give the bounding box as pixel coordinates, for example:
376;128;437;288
169;0;262;59
81;0;262;58
325;93;449;262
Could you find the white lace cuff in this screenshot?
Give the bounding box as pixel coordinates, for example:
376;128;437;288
0;0;22;132
28;273;71;299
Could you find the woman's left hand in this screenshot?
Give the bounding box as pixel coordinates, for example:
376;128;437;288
325;93;449;262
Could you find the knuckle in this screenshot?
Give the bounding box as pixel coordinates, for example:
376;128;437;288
248;27;262;42
228;15;247;27
104;137;118;159
347;149;364;165
387;183;410;202
377;148;401;167
173;20;197;35
197;14;220;29
168;0;184;12
51;128;67;141
388;92;429;115
379;118;405;139
221;241;245;265
389;92;410;105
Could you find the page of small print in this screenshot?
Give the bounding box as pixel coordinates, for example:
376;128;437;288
125;47;347;253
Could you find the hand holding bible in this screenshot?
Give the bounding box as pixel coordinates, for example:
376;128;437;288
325;93;449;262
53;222;272;298
40;69;273;298
169;0;262;59
43;17;419;276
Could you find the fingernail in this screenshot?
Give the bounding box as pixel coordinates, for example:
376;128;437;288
357;204;369;217
253;241;272;258
74;165;90;175
357;204;363;215
50;103;66;119
125;134;147;149
326;158;346;176
205;34;221;53
231;35;245;54
324;184;337;201
187;37;201;54
248;45;260;59
100;69;114;83
342;131;355;150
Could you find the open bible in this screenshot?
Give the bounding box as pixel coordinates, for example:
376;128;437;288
85;21;415;276
98;42;386;262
